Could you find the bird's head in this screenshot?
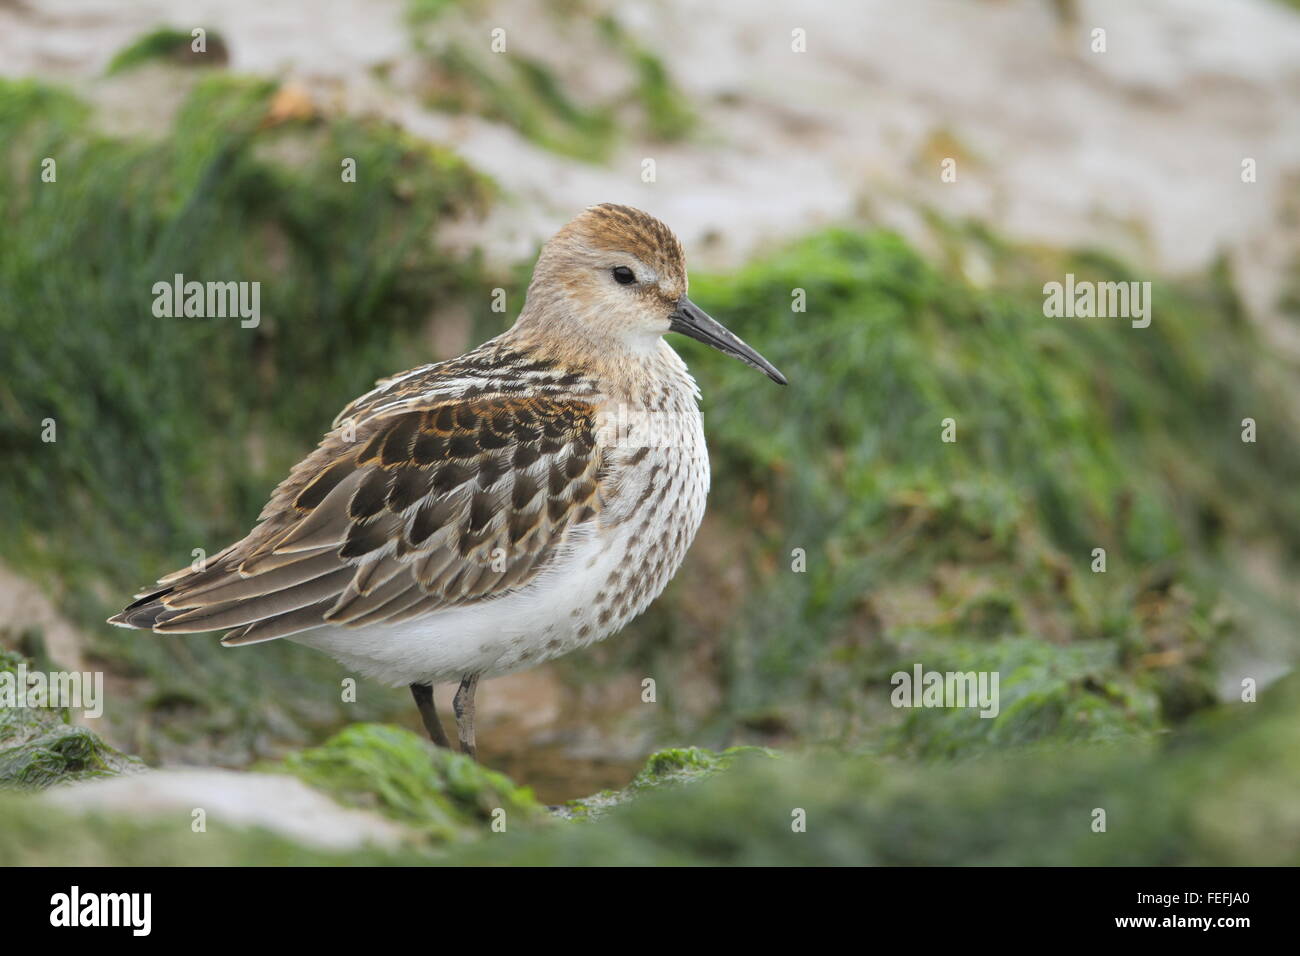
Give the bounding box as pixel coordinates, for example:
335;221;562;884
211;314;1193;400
517;203;786;385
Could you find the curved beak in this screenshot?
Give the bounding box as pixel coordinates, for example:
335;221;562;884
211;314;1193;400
669;297;787;385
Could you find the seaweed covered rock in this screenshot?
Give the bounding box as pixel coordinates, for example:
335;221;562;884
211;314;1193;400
560;745;777;820
274;723;547;843
3;672;1297;865
443;673;1300;866
105;26;230;74
0;649;142;790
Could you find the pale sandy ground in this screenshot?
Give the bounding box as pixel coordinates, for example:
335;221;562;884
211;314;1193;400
5;0;1300;839
3;0;1298;326
0;565;86;672
45;769;409;849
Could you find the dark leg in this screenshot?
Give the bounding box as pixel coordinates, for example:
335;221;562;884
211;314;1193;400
453;673;481;759
410;682;452;749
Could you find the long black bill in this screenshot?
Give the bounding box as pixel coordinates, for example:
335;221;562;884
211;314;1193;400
668;297;787;385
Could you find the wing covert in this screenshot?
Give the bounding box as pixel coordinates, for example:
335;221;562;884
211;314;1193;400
121;395;604;645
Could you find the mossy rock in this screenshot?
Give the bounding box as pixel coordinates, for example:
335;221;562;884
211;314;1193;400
442;674;1300;865
559;745;778;820
4;676;1298;864
0;649;143;790
885;637;1162;758
106;26;231;75
272;723;546;843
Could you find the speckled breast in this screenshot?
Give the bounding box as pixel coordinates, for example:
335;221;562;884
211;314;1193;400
527;391;711;668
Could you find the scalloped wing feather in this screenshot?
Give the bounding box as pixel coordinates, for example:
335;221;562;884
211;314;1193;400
110;395;605;646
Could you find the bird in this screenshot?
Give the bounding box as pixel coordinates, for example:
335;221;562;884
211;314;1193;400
110;203;786;759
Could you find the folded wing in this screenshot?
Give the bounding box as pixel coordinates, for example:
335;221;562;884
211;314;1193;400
110;396;604;646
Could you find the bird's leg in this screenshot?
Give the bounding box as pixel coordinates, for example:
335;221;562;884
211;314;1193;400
453;673;480;759
409;682;452;749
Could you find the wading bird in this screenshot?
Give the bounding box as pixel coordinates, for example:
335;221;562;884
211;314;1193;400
111;204;786;758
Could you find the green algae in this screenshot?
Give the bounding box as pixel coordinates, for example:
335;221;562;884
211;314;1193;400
106;26;230;75
440;673;1300;866
885;638;1162;758
404;3;695;160
595;14;696;141
559;745;778;820
606;225;1300;753
0;648;143;791
4;680;1297;865
273;723;546;843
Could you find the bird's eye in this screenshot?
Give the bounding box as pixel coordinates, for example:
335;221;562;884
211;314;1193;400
611;266;636;285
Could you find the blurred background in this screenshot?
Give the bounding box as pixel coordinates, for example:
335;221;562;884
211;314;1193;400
2;0;1299;864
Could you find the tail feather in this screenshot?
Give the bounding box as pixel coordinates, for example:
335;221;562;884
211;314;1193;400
107;587;176;629
107;547;342;647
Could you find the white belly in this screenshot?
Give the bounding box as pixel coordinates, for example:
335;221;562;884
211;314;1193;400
289;524;607;685
291;452;707;686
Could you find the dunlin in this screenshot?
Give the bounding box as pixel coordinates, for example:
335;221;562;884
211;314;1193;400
111;204;786;757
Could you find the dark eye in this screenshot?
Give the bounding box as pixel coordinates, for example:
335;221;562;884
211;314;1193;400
611;266;636;285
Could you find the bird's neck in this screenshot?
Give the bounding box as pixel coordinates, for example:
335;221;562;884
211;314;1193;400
502;318;698;408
